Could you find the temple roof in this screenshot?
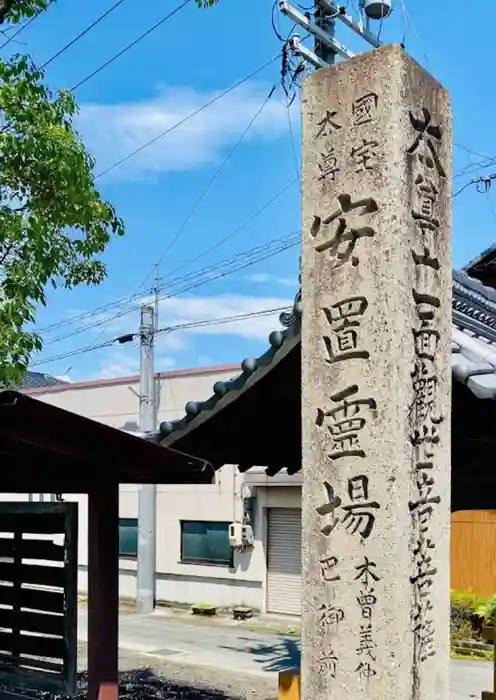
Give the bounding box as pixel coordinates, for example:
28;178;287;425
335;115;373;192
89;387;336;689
158;268;496;453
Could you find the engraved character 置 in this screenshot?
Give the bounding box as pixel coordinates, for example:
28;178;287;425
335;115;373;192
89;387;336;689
355;557;380;588
320;554;341;582
310;194;378;269
351;138;379;172
316;110;342;139
321;296;369;364
319;603;345;628
318;146;340;182
316;385;377;461
341;475;380;540
356;623;377;661
407;107;446;178
352;93;378;126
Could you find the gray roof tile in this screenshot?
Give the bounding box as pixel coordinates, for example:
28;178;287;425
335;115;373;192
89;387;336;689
158;267;496;445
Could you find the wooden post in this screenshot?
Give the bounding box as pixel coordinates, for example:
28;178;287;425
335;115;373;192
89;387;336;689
482;626;495;700
87;485;119;700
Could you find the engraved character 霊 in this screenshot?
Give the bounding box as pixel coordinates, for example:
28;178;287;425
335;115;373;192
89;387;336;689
321;296;369;364
316;385;377;461
310;194;378;269
351;138;379;172
352;93;378;126
407;107;446;178
316;110;342;139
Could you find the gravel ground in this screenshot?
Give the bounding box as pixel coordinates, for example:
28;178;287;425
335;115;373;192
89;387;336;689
1;644;277;700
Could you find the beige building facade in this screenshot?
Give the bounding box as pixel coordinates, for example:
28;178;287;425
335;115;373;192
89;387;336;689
2;365;304;615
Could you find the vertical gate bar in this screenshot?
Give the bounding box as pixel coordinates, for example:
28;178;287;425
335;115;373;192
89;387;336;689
87;484;119;700
11;529;22;667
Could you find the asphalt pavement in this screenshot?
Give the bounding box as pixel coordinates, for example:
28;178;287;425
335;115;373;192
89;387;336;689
77;608;492;699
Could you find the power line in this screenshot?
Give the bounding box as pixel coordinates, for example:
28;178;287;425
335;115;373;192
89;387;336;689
40;228;300;344
137;84;278;293
453;173;496;199
93;54;280;180
0;0;54;50
41;0;128;70
33;305;292;368
38;180;297;337
70;0;192;91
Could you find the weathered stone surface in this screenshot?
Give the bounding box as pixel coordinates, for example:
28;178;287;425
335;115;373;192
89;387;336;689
300;44;451;700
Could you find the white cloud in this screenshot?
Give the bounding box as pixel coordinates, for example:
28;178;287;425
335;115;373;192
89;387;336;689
77;82;296;180
246;272;271;283
245;272;297;288
159;293;292;340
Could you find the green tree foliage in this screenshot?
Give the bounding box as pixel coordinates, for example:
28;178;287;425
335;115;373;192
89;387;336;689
0;2;125;386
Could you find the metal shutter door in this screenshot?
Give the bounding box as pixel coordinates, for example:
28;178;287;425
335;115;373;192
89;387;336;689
267;508;302;616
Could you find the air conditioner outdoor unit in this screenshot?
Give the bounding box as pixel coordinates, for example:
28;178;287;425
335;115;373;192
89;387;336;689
229;522;244;548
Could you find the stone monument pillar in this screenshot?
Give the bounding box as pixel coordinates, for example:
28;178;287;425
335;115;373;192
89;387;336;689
301;44;452;700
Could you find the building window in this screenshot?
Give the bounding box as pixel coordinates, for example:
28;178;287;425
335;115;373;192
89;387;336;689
180;521;232;566
119;518;138;558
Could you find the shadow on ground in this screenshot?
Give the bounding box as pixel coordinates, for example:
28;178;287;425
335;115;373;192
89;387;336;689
219;635;301;673
0;669;239;700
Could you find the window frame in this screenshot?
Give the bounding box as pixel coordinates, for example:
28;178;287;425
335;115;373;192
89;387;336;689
118;517;138;559
180;520;233;567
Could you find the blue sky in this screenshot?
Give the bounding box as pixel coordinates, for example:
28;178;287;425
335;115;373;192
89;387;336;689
9;0;496;381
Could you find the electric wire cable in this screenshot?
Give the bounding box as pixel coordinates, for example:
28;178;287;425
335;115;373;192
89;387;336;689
33;305;293;367
136;83;278;293
0;0;54;50
93;54;280;180
38;181;297;337
40;0;128;70
70;0;192;91
40;228;300;343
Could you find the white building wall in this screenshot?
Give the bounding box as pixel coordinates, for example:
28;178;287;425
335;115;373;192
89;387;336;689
0;366;302;611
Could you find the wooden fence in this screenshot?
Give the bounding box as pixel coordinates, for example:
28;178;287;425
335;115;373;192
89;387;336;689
451;510;496;596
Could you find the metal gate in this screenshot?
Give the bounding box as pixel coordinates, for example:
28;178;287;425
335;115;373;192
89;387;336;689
266;508;302;616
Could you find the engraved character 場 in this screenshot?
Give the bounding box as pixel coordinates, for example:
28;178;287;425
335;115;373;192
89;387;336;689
341;475;380;539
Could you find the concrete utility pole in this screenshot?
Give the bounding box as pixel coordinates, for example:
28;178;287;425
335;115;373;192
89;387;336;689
137;303;157;614
314;3;336;65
